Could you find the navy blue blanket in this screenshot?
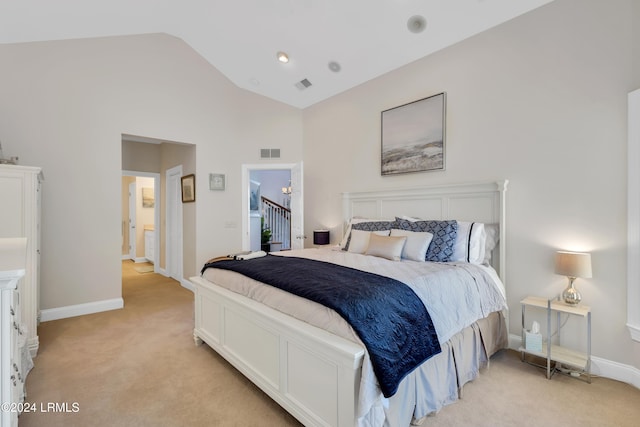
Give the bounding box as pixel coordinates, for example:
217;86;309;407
201;254;441;397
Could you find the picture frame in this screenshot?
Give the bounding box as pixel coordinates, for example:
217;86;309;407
142;187;155;208
181;174;196;203
381;92;446;175
209;173;226;191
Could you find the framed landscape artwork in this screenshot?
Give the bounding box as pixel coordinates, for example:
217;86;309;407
381;92;446;175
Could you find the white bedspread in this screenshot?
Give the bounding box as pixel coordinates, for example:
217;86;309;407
201;248;507;425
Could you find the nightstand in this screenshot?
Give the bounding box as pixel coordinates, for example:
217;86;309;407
520;296;591;383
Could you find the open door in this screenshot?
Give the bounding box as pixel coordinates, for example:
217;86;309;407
128;182;136;260
166;165;183;281
289;162;304;249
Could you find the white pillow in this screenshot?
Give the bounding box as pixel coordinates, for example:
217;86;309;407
347;229;390;254
390;229;433;262
451;222;486;264
365;234;407;261
482;223;500;265
339;218;394;249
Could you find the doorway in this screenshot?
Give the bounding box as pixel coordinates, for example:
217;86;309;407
121;134;195;286
249;169;292;251
242;162;304;251
122;172;160;270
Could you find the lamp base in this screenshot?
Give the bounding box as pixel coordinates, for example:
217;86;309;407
562;278;581;305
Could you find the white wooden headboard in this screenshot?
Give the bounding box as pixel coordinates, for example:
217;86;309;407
342;180;509;283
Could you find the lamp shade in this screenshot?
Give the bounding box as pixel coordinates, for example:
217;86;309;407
313;230;330;245
554;251;592;278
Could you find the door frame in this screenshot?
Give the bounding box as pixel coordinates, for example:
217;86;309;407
241;163;304;251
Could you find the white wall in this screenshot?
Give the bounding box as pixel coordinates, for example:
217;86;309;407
0;33;302;312
303;0;639;368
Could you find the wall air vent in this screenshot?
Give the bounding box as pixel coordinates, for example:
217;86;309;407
260;148;281;159
294;78;312;90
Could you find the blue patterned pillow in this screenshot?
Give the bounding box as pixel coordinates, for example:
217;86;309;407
344;220;397;251
395;218;458;262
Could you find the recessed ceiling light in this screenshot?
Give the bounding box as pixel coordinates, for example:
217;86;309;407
328;61;341;72
277;51;289;63
407;15;427;34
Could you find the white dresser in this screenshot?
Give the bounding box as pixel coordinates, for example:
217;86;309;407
1;238;28;427
0;165;43;357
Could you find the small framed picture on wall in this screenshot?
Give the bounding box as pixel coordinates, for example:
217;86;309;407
181;174;196;203
209;173;226;191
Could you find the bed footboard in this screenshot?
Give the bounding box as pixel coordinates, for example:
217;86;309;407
191;275;365;427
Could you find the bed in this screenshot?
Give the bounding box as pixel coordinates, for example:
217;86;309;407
190;180;509;427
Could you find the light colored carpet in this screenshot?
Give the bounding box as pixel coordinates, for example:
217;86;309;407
20;261;300;427
19;260;640;426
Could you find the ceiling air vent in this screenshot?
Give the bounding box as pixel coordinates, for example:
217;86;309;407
294;78;312;91
260;148;281;159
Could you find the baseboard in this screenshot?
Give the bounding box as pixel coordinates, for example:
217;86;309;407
40;298;124;322
508;333;640;389
181;278;194;292
592;356;640;389
154;267;194;292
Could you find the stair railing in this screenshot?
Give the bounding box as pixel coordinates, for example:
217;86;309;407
261;196;291;250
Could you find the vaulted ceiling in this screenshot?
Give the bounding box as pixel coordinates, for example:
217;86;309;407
0;0;553;108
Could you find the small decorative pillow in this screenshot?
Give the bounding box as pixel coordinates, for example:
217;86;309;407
395;218;458;262
390;229;433;262
343;220;397;251
347;229;391;254
365;233;407;261
352;220;397;232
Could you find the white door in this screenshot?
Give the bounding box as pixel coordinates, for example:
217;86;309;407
289;162;304;249
128;182;136;260
166;165;183;281
627;88;640;337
